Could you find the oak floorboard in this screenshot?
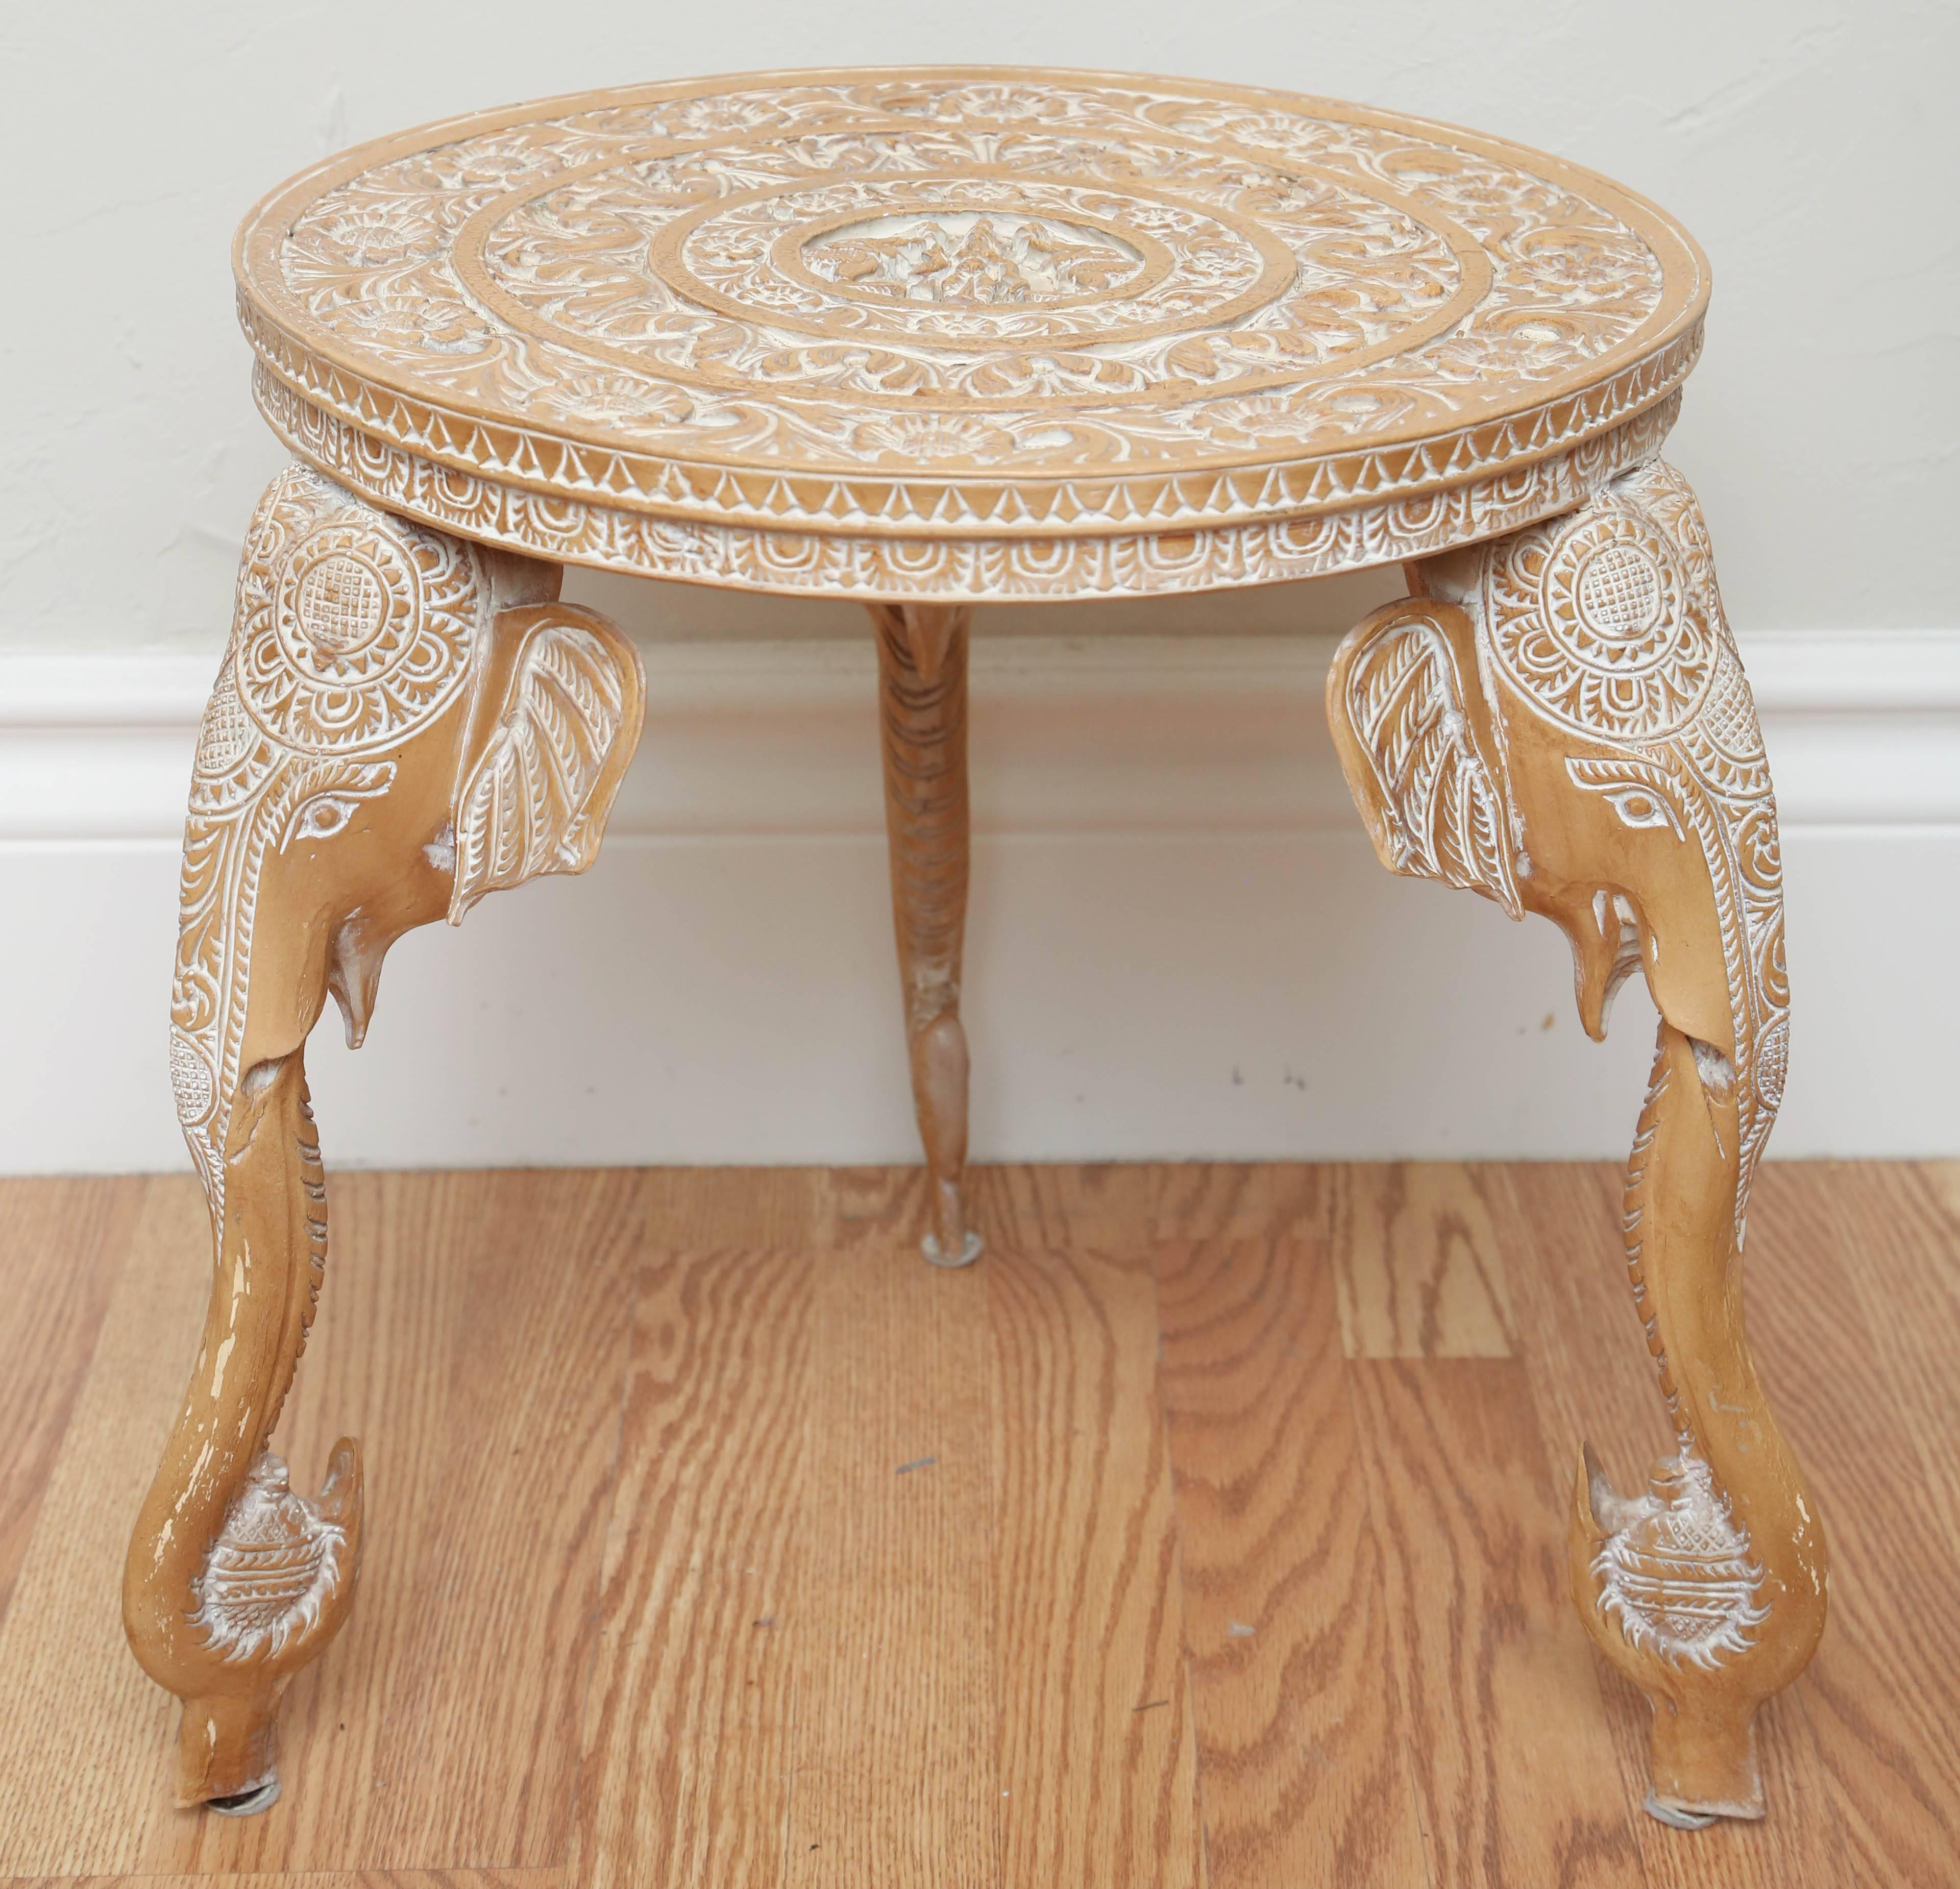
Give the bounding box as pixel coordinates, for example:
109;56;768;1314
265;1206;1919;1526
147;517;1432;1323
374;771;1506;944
1;1161;1952;1885
821;1163;935;1257
1323;1165;1517;1359
278;1169;641;1873
1492;1163;1850;1889
1744;1164;1960;1888
0;1175;141;1625
785;1222;1000;1889
988;1229;1201;1889
0;1175;223;1876
1146;1163;1321;1248
641;1166;832;1254
1319;1164;1643;1881
2;1873;561;1888
570;1239;816;1887
1157;1234;1429;1889
968;1161;1165;1256
0;1169;640;1879
1846;1161;1960;1564
1350;1354;1648;1889
575;1166;1198;1889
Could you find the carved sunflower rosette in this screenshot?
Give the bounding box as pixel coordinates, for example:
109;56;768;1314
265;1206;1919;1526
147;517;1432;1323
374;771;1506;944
1476;459;1787;1229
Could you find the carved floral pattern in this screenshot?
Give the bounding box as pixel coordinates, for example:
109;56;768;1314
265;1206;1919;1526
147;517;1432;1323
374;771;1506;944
1483;461;1786;1229
1486;492;1716;742
1591;1448;1771;1670
189;1453;352;1664
1325;460;1795;1708
254;361;1682;599
135;463;647;1791
234;70;1706;597
169;468;482;1219
805;211;1145;304
236;481;477;752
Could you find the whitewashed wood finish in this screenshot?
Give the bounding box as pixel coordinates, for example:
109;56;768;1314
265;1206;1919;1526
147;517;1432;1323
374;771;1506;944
112;65;1852;1828
128;464;644;1808
1327;458;1824;1823
236;68;1705;600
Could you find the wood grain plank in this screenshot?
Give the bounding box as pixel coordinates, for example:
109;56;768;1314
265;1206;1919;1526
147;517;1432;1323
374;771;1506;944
1492;1162;1848;1889
3;1161;1952;1887
0;1175;219;1876
1147;1164;1321;1247
969;1162;1165;1256
1324;1165;1516;1360
1157;1234;1429;1889
570;1239;816;1886
989;1234;1201;1889
1846;1161;1960;1562
284;1168;641;1872
1350;1354;1647;1889
785;1223;1000;1889
821;1163;934;1257
1742;1163;1960;1888
578;1168;1198;1889
1;1872;560;1888
0;1176;141;1625
641;1165;833;1254
0;1168;639;1878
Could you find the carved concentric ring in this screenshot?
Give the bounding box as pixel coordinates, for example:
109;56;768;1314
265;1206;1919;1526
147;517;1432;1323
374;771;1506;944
275;530;418;681
235;467;480;753
236;68;1710;596
1553;521;1686;678
1487;505;1714;740
292;550;388;654
648;165;1310;359
457;136;1470;410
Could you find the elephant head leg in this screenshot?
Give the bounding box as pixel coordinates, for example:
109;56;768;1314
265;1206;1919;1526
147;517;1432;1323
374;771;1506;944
1327;459;1825;1823
128;465;645;1808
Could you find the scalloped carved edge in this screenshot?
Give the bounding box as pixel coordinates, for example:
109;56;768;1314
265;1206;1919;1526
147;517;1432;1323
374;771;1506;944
255;370;1681;600
238;291;1698;543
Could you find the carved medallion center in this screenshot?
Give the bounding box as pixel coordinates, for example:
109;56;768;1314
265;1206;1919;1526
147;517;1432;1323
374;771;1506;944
1488;502;1713;738
295;552;388;655
1576;543;1664;644
243;476;477;753
803;211;1145;306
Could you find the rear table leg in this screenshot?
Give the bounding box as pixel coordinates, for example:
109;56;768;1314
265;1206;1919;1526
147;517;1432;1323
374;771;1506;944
871;602;982;1267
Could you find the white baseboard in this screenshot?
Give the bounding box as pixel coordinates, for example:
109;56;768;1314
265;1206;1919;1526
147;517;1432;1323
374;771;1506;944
3;631;1957;1173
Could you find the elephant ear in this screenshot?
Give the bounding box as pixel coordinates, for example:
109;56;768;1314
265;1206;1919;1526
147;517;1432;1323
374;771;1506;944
448;603;647;923
1326;597;1522;918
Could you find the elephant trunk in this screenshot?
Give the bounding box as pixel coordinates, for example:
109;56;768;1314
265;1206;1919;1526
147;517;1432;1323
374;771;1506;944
1572;1019;1827;1819
122;1047;361;1807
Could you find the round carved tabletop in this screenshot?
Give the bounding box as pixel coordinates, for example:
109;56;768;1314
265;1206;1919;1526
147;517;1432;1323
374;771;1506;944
236;67;1709;601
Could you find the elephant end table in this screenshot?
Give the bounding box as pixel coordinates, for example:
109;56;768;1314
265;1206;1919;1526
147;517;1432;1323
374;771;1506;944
129;67;1826;1830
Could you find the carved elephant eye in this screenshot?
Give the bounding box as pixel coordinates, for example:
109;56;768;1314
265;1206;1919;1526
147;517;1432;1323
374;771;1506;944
1564;757;1687;841
1602;787;1682;836
275;763;396;853
287;795;364;847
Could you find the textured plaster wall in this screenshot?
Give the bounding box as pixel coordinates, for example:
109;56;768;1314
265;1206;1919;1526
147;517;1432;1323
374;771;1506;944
0;1;1953;653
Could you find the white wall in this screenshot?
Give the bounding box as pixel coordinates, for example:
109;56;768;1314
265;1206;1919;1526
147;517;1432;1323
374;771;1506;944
1;3;1955;1171
4;1;1955;652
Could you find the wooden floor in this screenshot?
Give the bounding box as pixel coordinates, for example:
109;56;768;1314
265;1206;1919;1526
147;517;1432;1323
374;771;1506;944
0;1162;1955;1888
